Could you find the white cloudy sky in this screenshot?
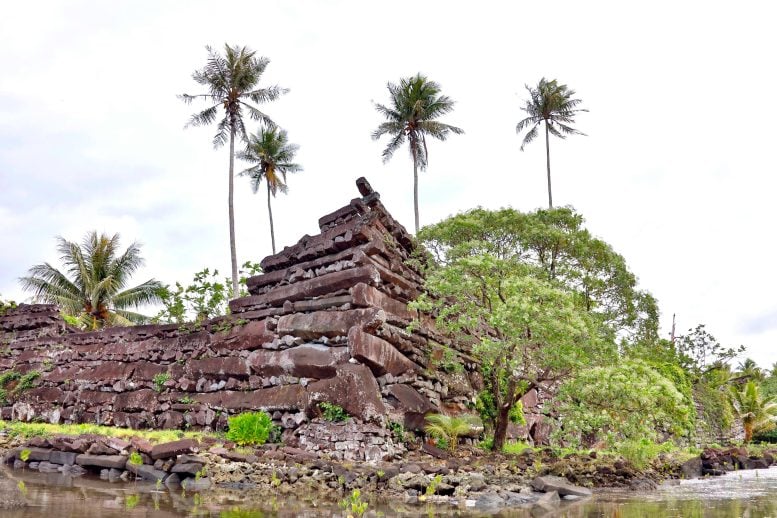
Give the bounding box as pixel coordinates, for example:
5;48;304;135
1;1;775;367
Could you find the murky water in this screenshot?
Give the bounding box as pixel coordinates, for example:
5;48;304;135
1;466;776;517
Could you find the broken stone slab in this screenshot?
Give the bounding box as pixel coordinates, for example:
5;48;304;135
75;454;128;469
150;439;199;460
126;460;167;482
171;462;204;476
307;364;386;422
348;327;420;376
531;475;592;497
276;308;385;340
49;451;78;466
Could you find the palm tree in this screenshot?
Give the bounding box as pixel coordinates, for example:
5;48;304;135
729;381;777;442
424;413;474;453
516;78;587;208
372;74;463;233
20;232;163;329
180;44;287;296
238;126;302;254
737;358;765;382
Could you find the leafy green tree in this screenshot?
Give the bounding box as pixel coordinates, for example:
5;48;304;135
516;78;587;208
0;296;16;316
675;324;745;376
20;232;162;328
418;207;658;342
181;44;286;295
555;360;695;447
155;262;261;324
238;126;302;254
728;381;777;442
412;254;612;450
372;74;463;233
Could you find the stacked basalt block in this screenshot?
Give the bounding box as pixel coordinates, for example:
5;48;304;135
0;178;479;443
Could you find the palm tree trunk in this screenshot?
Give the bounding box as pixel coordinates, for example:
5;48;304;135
545;123;553;209
413;154;420;234
228;128;239;297
267;181;276;255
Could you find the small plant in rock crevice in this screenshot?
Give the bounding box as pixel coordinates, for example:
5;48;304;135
319;402;349;422
129;451;143;465
338;488;368;517
152;372;171;392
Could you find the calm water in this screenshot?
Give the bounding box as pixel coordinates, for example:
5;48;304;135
1;465;776;517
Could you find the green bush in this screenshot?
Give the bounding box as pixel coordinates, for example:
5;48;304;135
616;439;673;470
753;428;777;443
319;402;349;422
502;440;532;455
226;411;274;446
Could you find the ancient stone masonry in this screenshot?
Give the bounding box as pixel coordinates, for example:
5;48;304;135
0;178;479;460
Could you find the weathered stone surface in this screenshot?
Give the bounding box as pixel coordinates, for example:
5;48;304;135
186;357;250;379
171;462;204;475
75;454;128;469
195;385;308;411
348;327;419;376
114;389;157;412
531;475;592;497
126;461;167;482
248;345;349;378
50;450;77;466
276;308;385;339
150;439;198;460
210;320;274;351
308;364;385;422
230;266;381;311
350;283;414;320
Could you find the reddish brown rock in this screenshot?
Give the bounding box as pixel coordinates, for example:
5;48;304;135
276;308;385;339
186;357;250;379
195;385;308;411
308;364;385;422
150;438;198;460
348;327;420;376
248;345;349;378
210;319;275;351
350;283;414;320
75;454;128;469
114;389;158;412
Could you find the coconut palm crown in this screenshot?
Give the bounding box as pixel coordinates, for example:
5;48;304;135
729;380;777;443
20;232;163;329
372;74;463;233
516;78;587;208
238;126;302;255
180;43;287;295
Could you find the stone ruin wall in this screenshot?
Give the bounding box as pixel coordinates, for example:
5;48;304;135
0;179;484;459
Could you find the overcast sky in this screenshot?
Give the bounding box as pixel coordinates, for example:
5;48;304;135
1;1;775;367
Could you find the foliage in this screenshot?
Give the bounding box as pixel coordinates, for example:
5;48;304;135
319;402;349;422
338;488;368;517
226;411;275;446
388;420;405;442
515;77;587;208
423;413;474;452
372;73;463;233
753;428;777;443
19;232;163;329
554;360;694;447
425;474;443;496
181;43;286;295
19;448;31;462
736;358;765;382
674;324;744;376
154;262;261;324
129;451;143;465
0;420;207;444
152;372;170;392
0;296;17;316
413;249;611;450
694;381;735;438
238;125;303;254
417;207;659;342
502;440;532;455
728;381;777;443
616;439;673;470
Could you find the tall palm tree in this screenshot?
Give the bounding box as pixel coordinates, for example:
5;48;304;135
737;358;765;381
238;126;302;254
516;78;587;208
729;381;777;442
20;232;163;329
372;74;463;233
180;44;287;296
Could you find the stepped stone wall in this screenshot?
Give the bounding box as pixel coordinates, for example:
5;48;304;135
0;178;480;458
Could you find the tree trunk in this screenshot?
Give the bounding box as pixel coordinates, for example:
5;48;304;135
493;403;512;451
267;181;276;255
744;420;753;443
545;122;553;209
228;128;239;297
413;154;420;234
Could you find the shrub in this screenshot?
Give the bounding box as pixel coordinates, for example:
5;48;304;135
152;372;170;392
226;411;274;446
319;402;349;422
616;439;673;470
129;452;143;465
502;440;532;455
424;413;475;452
